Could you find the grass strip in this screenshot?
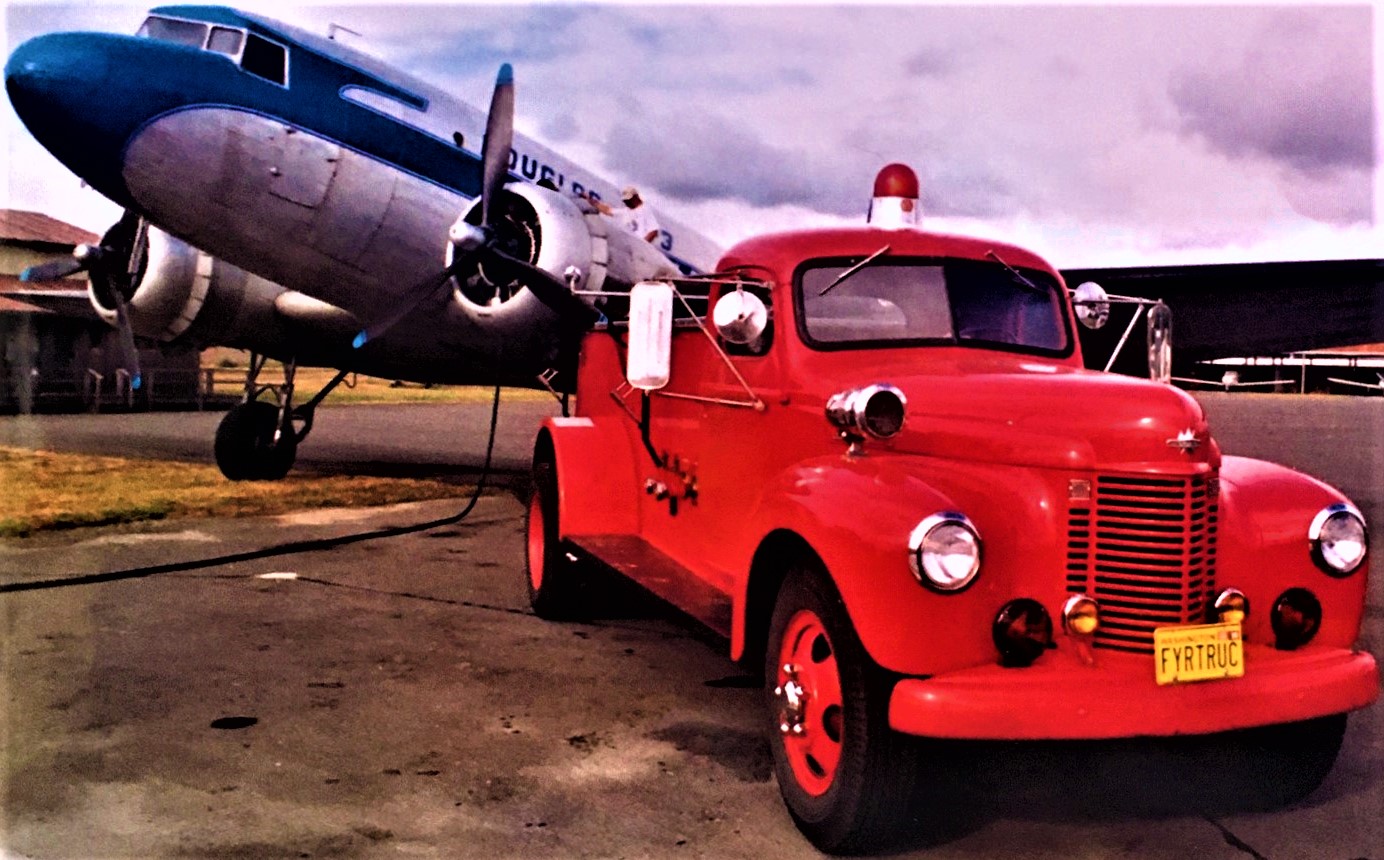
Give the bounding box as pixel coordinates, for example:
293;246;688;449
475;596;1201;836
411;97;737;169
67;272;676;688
0;447;469;538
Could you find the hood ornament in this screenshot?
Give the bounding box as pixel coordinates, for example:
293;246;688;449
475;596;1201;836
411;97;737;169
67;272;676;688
1167;428;1201;453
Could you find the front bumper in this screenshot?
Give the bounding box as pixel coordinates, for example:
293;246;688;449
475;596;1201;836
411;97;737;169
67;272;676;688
889;644;1379;740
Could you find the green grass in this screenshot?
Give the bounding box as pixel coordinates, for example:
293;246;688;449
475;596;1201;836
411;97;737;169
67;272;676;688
200;349;552;406
0;447;472;538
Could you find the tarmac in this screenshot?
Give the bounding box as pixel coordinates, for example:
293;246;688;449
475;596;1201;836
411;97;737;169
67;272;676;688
1;393;1381;859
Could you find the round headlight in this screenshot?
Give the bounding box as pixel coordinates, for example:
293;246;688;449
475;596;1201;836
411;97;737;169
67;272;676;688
908;512;981;592
1309;503;1367;576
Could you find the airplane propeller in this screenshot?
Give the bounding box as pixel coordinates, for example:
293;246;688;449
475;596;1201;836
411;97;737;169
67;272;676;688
352;63;595;350
21;213;146;390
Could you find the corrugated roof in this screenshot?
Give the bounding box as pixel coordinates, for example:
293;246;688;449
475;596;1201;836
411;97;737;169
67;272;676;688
0;210;98;246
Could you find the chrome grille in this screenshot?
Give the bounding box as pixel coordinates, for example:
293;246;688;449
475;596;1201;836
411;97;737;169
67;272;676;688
1066;474;1218;653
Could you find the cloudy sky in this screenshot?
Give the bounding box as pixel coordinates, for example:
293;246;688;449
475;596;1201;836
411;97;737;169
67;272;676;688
3;1;1380;268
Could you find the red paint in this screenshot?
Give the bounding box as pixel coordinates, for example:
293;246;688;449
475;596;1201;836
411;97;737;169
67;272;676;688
777;609;843;795
536;200;1379;744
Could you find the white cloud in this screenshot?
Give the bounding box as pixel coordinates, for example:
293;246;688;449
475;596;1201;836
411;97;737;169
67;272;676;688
3;2;1380;267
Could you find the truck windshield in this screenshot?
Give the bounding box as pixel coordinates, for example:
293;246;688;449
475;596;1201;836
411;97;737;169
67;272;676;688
798;259;1069;353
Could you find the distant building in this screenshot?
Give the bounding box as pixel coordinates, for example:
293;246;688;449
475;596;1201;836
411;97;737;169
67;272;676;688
0;209;199;412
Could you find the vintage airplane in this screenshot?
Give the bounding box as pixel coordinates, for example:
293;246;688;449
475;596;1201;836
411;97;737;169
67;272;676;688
5;5;721;479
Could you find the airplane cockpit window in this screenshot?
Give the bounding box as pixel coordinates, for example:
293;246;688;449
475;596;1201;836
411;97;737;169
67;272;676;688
242;34;288;86
136;15;208;48
207;27;245;57
136;16;250;65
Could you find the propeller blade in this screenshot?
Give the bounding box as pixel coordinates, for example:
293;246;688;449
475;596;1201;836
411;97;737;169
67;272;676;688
352;267;457;349
109;287;144;391
485;248;598;328
480;63;514;228
20;257;85;282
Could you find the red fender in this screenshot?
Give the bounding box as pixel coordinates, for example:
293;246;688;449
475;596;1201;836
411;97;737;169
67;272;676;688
1217;455;1370;648
537;417;641;538
734;454;1071;676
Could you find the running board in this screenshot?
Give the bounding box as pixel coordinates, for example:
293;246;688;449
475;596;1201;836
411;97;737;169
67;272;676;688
568;535;732;637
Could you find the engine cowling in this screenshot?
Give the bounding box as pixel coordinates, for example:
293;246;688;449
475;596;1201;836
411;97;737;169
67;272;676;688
447;183;680;324
87;225;295;353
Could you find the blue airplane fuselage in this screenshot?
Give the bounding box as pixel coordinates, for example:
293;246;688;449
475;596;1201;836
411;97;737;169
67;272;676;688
6;6;717;383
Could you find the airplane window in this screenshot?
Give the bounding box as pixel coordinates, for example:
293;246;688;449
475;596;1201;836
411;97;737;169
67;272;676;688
341;86;428;121
207;27;245;57
242;34;288;86
136;16;208;48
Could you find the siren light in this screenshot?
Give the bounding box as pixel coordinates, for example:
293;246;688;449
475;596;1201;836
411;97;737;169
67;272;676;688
867;163;921;228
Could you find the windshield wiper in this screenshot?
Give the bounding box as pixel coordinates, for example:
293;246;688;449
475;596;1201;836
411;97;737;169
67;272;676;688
986;249;1048;295
819;244;891;296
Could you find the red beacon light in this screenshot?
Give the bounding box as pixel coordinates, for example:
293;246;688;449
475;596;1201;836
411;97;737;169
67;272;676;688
867;163;921;228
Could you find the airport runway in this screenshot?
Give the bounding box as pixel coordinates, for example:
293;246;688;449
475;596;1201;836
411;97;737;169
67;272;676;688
1;393;1381;858
0;398;563;488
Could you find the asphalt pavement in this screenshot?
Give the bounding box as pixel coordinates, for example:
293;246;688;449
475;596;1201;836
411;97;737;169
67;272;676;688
0;393;1381;859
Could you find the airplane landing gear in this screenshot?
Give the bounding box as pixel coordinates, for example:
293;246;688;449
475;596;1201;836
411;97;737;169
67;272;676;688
213;355;350;481
215;400;297;481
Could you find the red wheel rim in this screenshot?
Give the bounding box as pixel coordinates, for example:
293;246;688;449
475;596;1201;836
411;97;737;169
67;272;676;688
526;493;545;592
775;608;844;797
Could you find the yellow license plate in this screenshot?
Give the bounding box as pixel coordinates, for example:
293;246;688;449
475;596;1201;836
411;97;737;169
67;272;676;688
1153;621;1244;685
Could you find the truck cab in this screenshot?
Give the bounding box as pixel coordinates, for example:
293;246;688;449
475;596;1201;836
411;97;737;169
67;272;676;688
525;165;1378;854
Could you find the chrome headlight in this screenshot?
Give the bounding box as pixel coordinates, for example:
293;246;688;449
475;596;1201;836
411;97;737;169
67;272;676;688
1308;503;1367;576
908;512;981;592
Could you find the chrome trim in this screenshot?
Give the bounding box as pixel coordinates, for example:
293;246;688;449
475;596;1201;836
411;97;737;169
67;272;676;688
907;511;981;592
1308;502;1368;576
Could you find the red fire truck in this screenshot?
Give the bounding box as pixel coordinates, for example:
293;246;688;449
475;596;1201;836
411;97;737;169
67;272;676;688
524;165;1379;853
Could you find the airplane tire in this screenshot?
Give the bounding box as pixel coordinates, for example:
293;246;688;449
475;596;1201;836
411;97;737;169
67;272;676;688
766;559;922;855
525;459;589;619
214;401;297;481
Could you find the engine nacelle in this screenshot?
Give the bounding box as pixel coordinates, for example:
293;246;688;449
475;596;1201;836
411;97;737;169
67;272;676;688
88;227;293;353
448;183;680;323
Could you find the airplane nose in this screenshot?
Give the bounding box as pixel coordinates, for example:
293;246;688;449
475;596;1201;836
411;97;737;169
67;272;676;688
6;32;138;205
6;32;104;130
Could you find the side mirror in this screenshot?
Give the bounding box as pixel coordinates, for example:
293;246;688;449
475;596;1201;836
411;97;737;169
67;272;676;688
1147;301;1172;383
1072;281;1110;330
712;289;768;345
626;281;674;390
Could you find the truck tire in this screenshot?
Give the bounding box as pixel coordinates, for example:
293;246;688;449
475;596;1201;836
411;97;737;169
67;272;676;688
765;559;921;854
525;460;590;620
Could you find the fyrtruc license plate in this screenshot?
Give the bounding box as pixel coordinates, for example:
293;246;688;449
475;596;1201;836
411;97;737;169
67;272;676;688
1153;621;1244;685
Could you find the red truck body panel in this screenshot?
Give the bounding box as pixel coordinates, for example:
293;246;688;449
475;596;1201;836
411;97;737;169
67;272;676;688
539;223;1379;742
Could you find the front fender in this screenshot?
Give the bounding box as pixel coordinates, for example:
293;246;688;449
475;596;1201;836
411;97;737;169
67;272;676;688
736;454;1070;676
1217;455;1370;648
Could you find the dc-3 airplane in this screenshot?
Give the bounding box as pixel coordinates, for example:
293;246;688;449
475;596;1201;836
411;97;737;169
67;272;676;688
5;5;721;479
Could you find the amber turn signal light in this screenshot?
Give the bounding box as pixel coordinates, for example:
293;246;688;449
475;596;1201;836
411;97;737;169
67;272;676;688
1062;594;1099;636
1213;588;1248;625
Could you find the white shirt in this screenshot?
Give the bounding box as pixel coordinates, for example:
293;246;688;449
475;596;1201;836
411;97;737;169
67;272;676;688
617;202;660;242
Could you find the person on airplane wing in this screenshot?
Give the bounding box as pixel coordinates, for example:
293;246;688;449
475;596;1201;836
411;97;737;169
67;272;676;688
588;186;661;244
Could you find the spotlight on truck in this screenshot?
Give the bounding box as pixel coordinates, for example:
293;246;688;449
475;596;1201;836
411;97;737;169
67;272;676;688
825;383;907;445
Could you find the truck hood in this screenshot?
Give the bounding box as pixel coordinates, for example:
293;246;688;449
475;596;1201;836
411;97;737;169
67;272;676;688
842;360;1217;471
